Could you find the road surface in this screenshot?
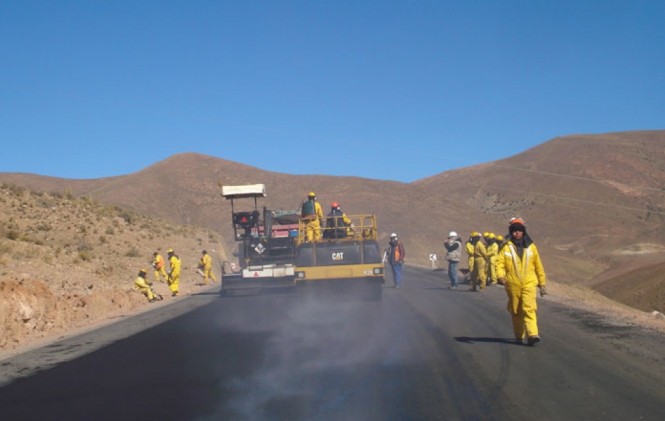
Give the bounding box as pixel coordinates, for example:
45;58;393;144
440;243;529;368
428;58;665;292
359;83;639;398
1;266;665;420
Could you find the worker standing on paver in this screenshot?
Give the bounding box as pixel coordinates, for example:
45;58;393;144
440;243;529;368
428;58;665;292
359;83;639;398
302;192;324;242
324;202;353;239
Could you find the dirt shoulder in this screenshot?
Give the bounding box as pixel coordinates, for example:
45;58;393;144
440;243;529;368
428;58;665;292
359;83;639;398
546;282;665;334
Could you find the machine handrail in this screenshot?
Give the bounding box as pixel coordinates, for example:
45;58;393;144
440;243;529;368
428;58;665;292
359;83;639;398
296;213;378;245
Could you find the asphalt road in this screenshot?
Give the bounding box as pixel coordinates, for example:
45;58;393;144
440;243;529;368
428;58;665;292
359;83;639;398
1;266;665;420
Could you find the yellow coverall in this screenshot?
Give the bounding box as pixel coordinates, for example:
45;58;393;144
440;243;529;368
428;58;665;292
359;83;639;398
199;253;217;284
304;200;324;242
465;241;475;275
152;253;168;283
168;254;181;295
486;241;498;285
471;240;487;290
135;276;156;301
496;240;547;341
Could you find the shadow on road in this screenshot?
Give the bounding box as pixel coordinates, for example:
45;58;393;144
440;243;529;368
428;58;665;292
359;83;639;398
454;336;520;345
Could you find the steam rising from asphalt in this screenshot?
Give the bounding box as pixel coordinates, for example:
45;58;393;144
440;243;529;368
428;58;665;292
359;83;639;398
220;293;394;420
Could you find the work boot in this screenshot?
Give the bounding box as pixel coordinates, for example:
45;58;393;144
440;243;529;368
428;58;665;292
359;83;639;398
527;336;541;346
172;291;179;297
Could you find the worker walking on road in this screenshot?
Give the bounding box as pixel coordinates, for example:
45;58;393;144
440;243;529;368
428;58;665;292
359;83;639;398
470;232;487;291
485;232;499;286
496;217;548;346
302;192;324;242
464;233;476;283
495;234;505;248
387;233;406;288
152;251;168;283
199;250;217;285
167;248;181;297
444;231;462;289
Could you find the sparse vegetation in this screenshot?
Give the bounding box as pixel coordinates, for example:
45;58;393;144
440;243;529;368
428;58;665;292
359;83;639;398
125;247;141;258
0;183;224;352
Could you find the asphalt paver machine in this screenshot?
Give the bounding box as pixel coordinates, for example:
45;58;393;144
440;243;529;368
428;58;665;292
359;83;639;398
220;184;299;295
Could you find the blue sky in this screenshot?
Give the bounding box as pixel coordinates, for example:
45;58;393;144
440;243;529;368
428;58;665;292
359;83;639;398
1;1;663;182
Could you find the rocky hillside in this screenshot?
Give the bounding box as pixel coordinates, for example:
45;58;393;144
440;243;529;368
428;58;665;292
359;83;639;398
0;184;223;352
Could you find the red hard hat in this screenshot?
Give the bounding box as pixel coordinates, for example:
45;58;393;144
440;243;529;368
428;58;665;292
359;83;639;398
509;217;526;226
331;202;339;208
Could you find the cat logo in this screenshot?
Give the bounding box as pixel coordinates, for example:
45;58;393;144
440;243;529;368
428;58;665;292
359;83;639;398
332;252;344;261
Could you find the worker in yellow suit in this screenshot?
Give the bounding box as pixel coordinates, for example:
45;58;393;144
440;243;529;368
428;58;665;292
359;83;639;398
470;232;487;291
152;251;168;283
301;192;323;242
464;232;476;283
494;234;505;284
134;269;162;302
484;232;499;286
496;217;547;346
199;250;217;284
167;248;181;297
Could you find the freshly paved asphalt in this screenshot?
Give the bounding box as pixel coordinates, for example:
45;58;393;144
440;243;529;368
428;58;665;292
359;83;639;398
1;266;665;420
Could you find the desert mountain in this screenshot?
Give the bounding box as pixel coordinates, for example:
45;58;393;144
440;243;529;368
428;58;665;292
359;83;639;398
2;130;665;312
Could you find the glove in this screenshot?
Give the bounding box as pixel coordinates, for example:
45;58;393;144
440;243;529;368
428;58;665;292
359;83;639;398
539;285;547;297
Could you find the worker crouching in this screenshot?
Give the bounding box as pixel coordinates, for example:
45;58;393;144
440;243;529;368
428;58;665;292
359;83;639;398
134;269;163;303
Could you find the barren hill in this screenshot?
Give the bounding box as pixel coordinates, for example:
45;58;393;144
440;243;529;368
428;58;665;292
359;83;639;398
0;184;222;352
2;130;665;314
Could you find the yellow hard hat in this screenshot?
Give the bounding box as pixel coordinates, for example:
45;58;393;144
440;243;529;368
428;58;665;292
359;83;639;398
496;234;504;241
470;231;479;237
308;191;316;198
483;231;491;238
488;233;496;239
167;248;174;254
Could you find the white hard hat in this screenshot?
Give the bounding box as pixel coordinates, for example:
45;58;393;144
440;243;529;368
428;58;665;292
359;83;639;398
449;231;457;238
390;233;398;238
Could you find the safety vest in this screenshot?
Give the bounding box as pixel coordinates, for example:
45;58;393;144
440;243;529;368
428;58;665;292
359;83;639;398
446;239;462;262
154;255;164;269
327;209;350;238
